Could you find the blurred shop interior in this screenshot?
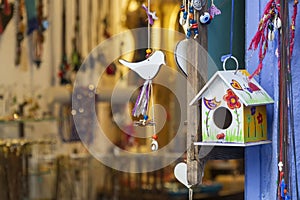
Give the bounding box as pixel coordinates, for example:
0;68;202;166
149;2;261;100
0;0;245;199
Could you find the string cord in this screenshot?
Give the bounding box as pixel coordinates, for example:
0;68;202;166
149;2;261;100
146;0;156;136
189;188;193;200
287;1;299;198
147;0;151;49
229;0;234;56
150;81;156;134
221;0;235;62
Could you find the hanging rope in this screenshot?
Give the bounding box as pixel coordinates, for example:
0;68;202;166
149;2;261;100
148;0;151;50
221;0;236;64
287;1;299;198
150;81;156;135
289;0;298;63
277;0;299;199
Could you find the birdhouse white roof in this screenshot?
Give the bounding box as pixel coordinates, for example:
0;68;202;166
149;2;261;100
190;70;274;106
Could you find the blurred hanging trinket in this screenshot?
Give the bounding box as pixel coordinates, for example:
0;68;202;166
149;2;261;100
187;5;199;39
15;0;25;67
280;179;291;200
209;0;221;18
35;0;48;67
192;0;205;11
71;0;82;72
151;134;158;151
179;3;188;25
0;0;14;35
268;13;281;41
58;0;71;85
142;3;158;25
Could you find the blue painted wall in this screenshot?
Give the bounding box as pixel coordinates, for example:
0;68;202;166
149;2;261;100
245;0;300;199
288;1;300;198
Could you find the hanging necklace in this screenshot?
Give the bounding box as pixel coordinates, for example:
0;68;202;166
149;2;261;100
71;0;82;72
58;0;71;85
35;0;48;67
14;0;25;67
0;0;13;35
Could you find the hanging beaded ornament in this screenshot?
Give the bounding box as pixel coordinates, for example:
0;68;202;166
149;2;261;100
119;1;166;151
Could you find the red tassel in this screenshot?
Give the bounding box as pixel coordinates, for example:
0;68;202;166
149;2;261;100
249;62;263;80
289;1;298;62
248;0;279;80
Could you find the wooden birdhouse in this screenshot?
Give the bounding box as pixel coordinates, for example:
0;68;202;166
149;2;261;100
190;70;274;144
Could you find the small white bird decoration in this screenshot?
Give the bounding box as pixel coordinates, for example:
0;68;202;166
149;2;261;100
119;50;165;80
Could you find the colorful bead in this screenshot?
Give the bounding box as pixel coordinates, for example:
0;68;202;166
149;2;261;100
152;134;158;140
145;49;152;58
200;12;212;24
180;5;185;12
146;49;152;54
189;6;194;20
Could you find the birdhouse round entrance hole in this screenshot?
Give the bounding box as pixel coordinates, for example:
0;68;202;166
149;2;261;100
213;107;233;129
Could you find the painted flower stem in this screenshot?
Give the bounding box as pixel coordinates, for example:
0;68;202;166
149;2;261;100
205;110;211;137
247;115;251;138
254;115;257;137
234;108;240;136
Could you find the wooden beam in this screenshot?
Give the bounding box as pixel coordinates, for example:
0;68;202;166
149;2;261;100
186;7;208;185
279;0;290;184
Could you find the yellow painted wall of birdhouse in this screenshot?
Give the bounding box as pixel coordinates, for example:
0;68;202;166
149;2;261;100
243;105;268;142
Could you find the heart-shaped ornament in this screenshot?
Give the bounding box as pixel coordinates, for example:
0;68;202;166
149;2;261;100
174;162;191;188
174;39;188;76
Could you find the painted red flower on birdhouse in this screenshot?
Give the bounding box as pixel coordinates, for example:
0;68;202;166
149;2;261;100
223;89;241;109
257;113;263;124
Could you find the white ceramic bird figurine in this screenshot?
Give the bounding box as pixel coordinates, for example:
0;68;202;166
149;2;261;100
119;50;165;80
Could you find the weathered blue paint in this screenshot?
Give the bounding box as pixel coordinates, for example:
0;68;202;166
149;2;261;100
289;1;300;198
245;0;300;199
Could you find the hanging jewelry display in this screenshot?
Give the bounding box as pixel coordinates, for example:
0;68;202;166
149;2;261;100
180;0;212;39
187;1;199;39
14;0;25;66
58;0;71;85
24;0;44;67
71;0;82;73
0;0;14;35
35;0;48;67
86;0;96;79
119;0;166;151
179;0;188;26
